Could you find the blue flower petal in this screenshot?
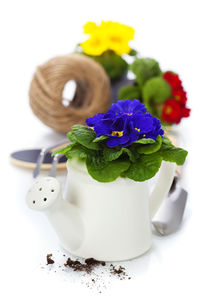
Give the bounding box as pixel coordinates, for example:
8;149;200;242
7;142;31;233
143;116;164;139
107;135;130;147
130;113;154;134
94;121;111;137
86;113;104;127
110;99;146;115
110;115;128;133
120;133;138;147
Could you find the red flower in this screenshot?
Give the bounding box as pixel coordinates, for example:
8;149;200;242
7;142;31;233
162;71;190;123
162;99;190;124
172;89;187;104
163;71;182;91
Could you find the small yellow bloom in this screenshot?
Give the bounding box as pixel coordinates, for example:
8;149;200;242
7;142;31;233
135;128;141;132
81;21;135;56
112;131;123;137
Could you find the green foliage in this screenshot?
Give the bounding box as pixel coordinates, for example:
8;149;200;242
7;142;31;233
162;136;173;145
70;125;100;150
123;152;162;181
52;143;88;159
53;125;188;182
93;135;108;143
158;143;188;165
61;144;88;160
142;77;171;105
103;146;135;163
52;143;75;156
67;131;78;143
128;49;138;56
118;85;141;100
92;51;128;81
130;58;162;86
137;135;162;154
134;138;155;144
86;156;130;182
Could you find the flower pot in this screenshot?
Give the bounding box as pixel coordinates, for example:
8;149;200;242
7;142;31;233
63;158;175;261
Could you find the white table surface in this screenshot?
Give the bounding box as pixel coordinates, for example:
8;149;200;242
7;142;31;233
0;0;199;299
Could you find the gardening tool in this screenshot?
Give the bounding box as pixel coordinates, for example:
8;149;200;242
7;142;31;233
152;175;187;235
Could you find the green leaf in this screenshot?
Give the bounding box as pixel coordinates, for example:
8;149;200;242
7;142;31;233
128;49;137;56
158;144;188;165
93;51;128;81
64;144;88;160
162;136;173;145
93;135;108;143
67;131;78;143
72;124;86;131
86;155;108;170
142;77;171;105
123;148;135;162
52;143;74;156
52;143;88;160
72;126;100;150
103;147;135;163
130;58;162;86
86;156;130;182
117;85;141;100
137;135;163;154
123;152;162;181
134;138;155;144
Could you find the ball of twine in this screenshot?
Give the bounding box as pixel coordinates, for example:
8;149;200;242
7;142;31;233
29;53;111;133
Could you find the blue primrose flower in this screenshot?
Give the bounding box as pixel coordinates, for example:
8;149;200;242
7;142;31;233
86;99;164;148
109;99;147;115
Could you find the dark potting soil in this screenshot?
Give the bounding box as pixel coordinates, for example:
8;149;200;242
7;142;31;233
64;257;131;280
45;253;132;292
110;264;131;280
46;254;54;265
64;257;106;273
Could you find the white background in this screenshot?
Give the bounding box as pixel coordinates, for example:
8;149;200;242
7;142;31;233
0;0;199;299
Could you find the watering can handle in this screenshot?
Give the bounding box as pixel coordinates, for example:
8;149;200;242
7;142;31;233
149;161;176;219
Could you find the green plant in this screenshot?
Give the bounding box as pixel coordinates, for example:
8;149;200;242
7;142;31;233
92;51;128;81
118;85;141;100
53;124;187;183
130;57;162;87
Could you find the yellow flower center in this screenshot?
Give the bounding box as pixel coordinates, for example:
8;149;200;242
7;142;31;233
166;106;172;114
112;131;123;137
109;36;122;43
135;128;141;132
175;95;181;101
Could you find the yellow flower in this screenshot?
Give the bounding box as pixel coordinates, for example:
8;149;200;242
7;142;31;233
106;22;134;55
81;34;108;56
83;21;98;34
81;21;135;56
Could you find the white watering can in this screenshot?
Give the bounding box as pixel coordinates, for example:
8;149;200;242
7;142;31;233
26;158;175;261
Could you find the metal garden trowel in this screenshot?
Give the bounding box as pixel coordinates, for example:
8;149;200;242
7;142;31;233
152;175;188;235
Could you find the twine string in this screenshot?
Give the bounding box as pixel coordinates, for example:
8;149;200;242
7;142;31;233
29;53;111;133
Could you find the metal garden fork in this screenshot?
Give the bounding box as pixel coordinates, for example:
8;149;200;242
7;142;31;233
33;139;68;178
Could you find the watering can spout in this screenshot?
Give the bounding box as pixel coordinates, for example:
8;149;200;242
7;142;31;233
26;176;85;252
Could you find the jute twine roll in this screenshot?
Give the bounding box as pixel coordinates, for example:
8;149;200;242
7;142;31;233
29;53;111;133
